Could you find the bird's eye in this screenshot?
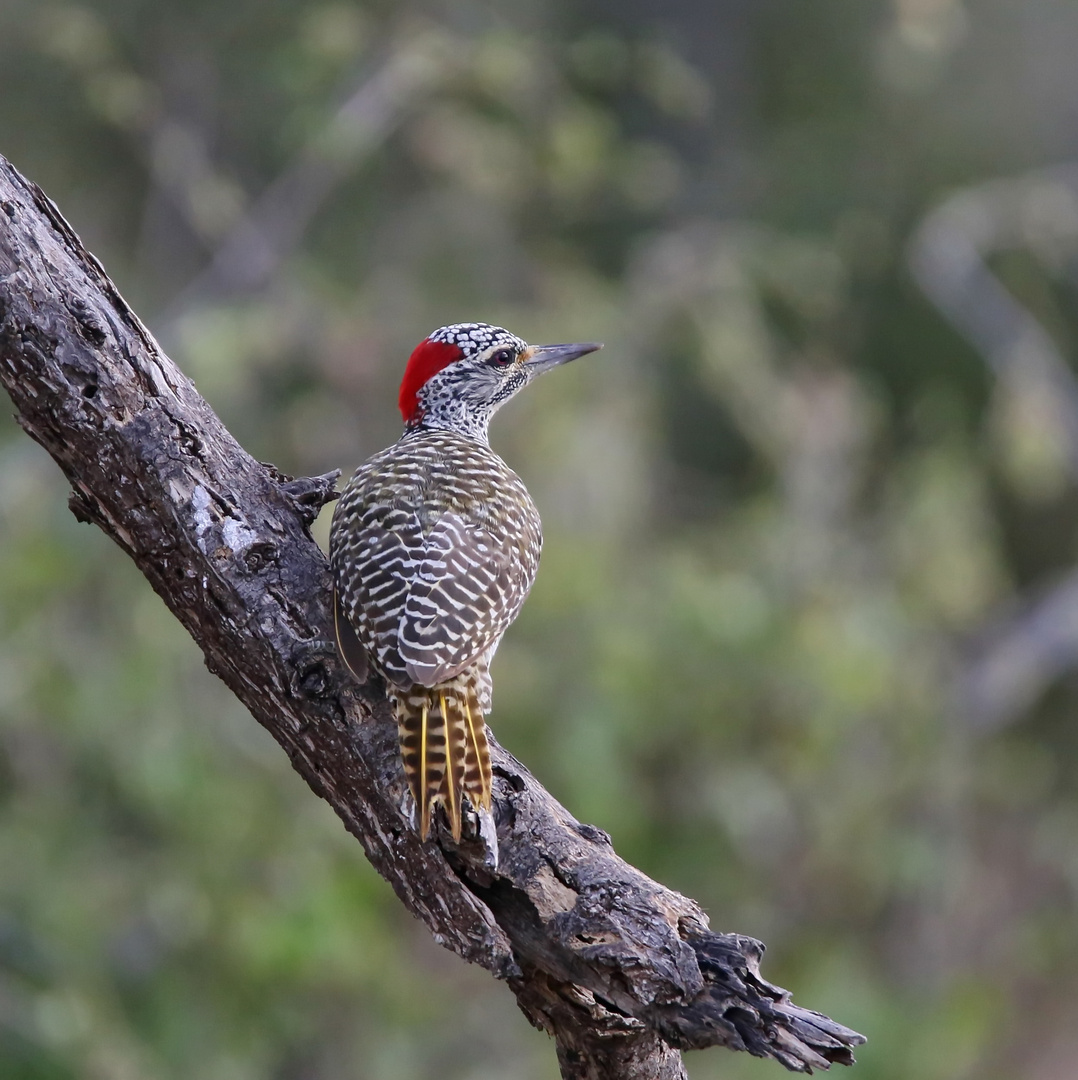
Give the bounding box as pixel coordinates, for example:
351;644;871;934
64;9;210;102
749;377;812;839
489;348;515;367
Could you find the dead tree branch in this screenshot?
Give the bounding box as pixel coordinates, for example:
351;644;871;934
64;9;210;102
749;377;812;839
0;154;865;1080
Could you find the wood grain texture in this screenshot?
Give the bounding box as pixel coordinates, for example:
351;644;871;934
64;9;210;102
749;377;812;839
0;154;865;1079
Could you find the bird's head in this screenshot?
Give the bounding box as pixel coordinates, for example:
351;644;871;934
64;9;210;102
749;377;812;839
398;322;602;440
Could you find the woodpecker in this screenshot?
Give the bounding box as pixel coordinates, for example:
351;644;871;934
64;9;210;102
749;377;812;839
329;323;602;841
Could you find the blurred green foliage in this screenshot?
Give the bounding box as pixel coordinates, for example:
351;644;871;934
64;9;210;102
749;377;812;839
4;0;1078;1077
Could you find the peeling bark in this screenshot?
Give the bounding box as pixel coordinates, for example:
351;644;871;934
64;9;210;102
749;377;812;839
0;155;865;1079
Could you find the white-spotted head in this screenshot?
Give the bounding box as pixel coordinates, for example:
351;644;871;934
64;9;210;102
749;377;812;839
398;322;602;441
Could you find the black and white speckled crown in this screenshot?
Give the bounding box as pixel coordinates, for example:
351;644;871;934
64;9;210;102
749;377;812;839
427;322;527;357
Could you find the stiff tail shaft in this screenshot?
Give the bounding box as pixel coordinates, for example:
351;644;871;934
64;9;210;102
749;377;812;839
397;682;492;840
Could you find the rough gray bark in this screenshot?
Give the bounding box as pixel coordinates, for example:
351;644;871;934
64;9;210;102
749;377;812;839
0;154;865;1079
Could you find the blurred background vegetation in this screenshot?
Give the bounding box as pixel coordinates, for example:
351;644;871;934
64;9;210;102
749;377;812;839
3;0;1078;1077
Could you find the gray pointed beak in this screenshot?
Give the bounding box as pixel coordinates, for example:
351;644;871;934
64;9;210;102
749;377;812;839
522;341;603;375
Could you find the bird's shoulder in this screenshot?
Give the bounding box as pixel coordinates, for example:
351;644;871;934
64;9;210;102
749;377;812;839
338;430;538;539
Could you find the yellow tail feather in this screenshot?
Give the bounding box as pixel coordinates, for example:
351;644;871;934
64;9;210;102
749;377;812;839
462;693;492;812
419;700;429;835
397;682;492;841
439;690;460;839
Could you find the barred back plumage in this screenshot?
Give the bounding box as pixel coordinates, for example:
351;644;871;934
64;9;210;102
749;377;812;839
331;429;540;837
329;323;601;841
